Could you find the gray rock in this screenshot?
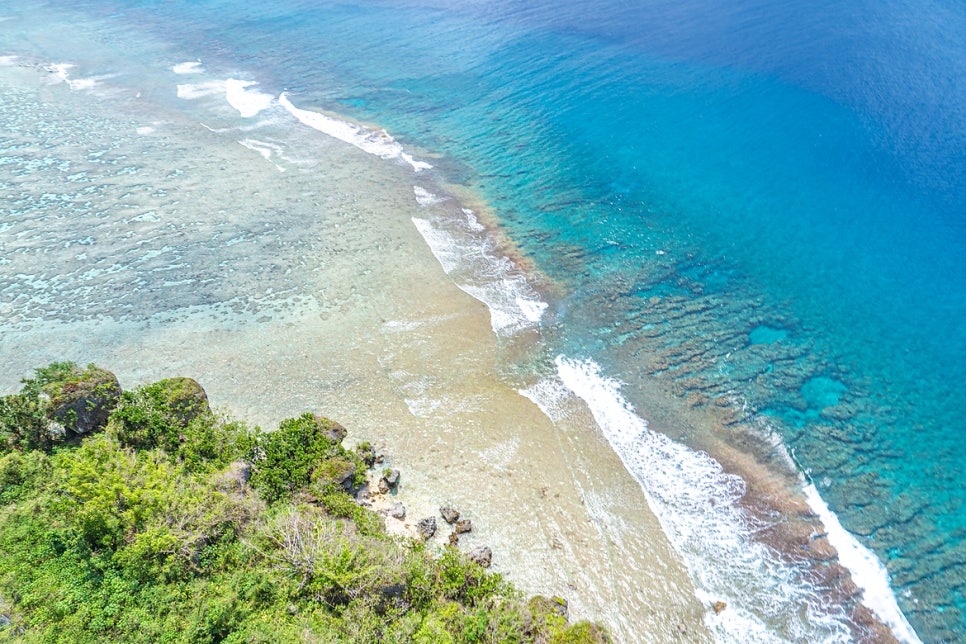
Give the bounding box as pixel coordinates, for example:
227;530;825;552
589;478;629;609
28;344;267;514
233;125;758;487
440;506;460;524
379;468;400;494
467;545;492;568
389;502;406;519
46;365;121;436
214;460;252;492
319;418;348;444
416;516;437;540
454;518;472;534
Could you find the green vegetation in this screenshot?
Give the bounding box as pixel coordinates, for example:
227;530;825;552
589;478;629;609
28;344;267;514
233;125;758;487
0;363;609;643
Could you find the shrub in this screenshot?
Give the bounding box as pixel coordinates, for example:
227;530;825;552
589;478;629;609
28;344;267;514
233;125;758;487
248;413;362;504
108;380;255;472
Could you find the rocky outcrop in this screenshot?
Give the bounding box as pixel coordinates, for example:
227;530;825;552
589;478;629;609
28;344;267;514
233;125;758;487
388;502;406;519
467;545;492;568
416;517;437;540
46;365;121;436
440;506;460;524
378;468;400;494
147;377;210;426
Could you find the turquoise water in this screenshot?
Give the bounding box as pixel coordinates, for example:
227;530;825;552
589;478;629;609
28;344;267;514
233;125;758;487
3;0;965;640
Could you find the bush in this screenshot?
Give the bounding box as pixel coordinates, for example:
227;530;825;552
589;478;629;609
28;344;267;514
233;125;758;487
108;379;254;471
248;413;363;504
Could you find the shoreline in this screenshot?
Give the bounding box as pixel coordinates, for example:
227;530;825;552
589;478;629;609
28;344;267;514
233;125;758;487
0;25;924;640
0;55;712;642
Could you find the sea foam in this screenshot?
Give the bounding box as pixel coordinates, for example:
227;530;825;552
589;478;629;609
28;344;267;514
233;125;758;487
173;61;203;74
411;215;547;335
278;93;431;172
803;484;922;644
532;356;861;643
225;79;274;118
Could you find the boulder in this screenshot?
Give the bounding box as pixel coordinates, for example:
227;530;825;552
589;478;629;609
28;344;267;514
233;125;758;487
713;601;727;615
356;442;377;467
467;545;492;568
448;532;460;546
313;457;357;488
379;468;400;493
388;502;406;520
454;519;472;534
529;595;568;621
440;506;460;524
148;377;210;426
46;365;121;436
214;460;252;492
416;517;437;540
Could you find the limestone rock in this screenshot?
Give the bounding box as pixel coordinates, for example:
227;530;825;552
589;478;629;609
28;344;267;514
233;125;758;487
713;601;727;615
388;502;406;519
319;417;348;444
454;518;472;534
416;517;437;540
440;506;460;524
467;545;492;568
356;442;377;467
46;365;121;436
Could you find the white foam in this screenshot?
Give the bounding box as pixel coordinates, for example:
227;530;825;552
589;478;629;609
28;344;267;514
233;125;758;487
461;208;486;232
136;126;155;135
238;139;286;172
173;61;203;74
413;186;443;207
278;93;431;172
45;63;109;91
0;55;17;66
411;216;547;335
545;356;856;643
225;78;274;118
803;484;922;644
177;80;226;100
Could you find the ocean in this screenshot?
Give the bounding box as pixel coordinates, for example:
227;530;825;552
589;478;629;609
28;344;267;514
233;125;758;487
1;0;964;641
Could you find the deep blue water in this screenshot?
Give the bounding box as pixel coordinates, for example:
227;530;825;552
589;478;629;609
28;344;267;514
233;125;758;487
7;0;966;639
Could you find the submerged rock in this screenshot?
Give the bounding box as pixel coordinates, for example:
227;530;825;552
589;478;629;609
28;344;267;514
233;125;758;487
416;517;437;540
468;545;492;568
